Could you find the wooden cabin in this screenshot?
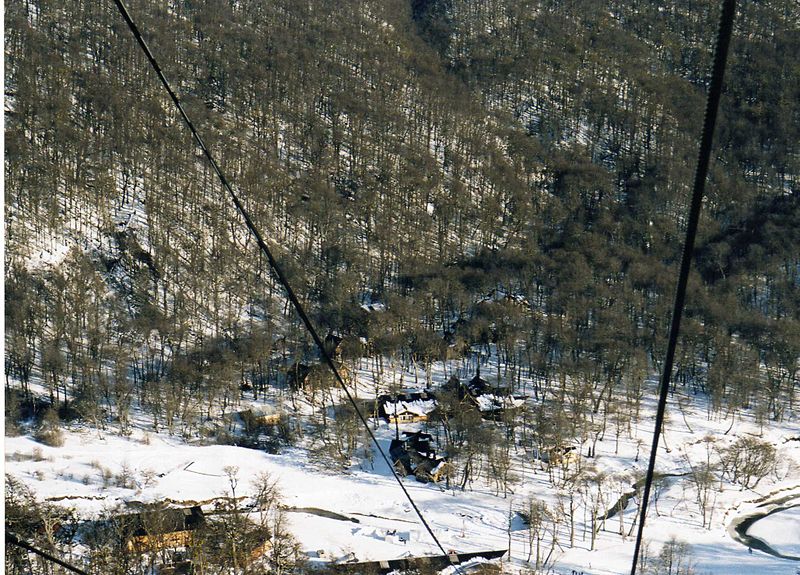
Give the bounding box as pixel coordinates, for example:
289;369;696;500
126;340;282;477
550;445;579;466
401;431;434;457
473;393;525;419
532;445;578;466
240;406;281;431
415;458;452;483
389;431;449;483
122;506;205;552
378;393;437;424
388;407;428;424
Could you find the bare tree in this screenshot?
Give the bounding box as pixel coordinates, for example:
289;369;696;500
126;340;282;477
719;436;776;490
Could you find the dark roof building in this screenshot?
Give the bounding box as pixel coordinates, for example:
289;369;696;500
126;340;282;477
116;506;205;552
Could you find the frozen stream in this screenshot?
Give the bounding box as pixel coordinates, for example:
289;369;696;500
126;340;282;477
730;498;800;561
746;505;800;558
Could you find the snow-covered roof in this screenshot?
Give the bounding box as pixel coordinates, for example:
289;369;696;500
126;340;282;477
385;399;438;417
245;404;277;417
474;394;524;413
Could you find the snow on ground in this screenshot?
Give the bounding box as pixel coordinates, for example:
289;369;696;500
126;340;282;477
747;506;800;558
5;425;509;564
26;237;73;269
5;349;800;574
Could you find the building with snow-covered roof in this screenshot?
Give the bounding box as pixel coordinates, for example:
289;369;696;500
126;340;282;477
378;393;438;423
474;394;525;414
239;405;281;430
389;431;450;483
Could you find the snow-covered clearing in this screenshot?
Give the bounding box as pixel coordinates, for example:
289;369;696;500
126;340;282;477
5;352;800;574
5;427;509;564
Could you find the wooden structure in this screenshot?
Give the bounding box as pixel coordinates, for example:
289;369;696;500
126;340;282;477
332;548;507;573
240;406;281;430
467;372;492;397
441;371;492;401
378;392;437;423
122;506;205;552
414;457;452;483
388;408;426;424
532;444;579;466
441;372;524;419
389;431;449;483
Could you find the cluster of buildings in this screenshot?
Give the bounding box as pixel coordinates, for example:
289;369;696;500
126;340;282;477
389;431;451;483
376;370;526;425
374;370;528;484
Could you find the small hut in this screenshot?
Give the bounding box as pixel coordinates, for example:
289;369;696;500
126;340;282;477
121;506;205;552
240;405;281;431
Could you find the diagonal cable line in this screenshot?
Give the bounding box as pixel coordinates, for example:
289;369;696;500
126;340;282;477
109;0;454;561
6;532;90;575
629;1;737;573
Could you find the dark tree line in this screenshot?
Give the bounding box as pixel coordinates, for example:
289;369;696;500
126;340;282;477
5;0;799;441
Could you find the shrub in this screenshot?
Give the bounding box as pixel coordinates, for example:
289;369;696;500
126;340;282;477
114;463;135;489
34;408;64;447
